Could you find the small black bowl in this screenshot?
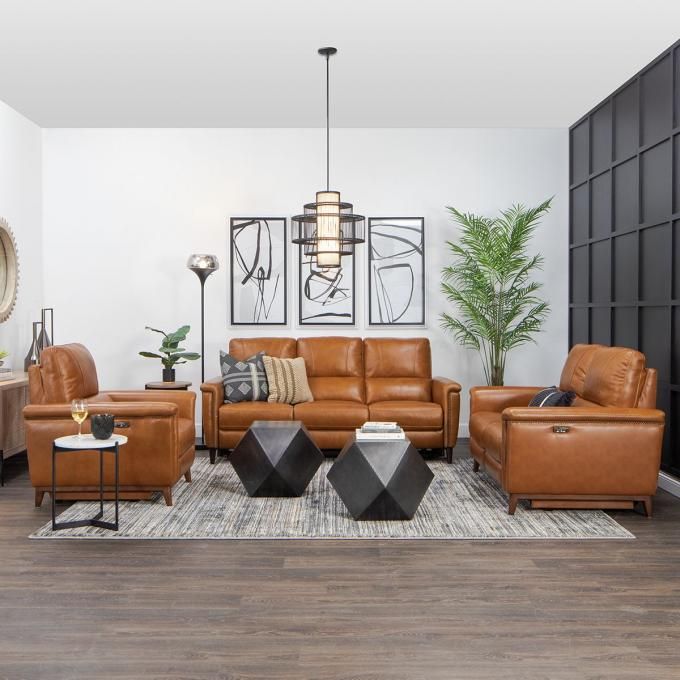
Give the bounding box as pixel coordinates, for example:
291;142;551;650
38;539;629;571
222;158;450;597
91;413;115;440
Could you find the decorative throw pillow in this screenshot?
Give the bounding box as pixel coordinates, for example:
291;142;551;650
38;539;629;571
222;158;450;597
220;351;269;403
529;386;576;407
262;355;314;405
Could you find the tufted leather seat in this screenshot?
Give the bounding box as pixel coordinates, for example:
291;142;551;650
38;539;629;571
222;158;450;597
202;337;461;461
23;343;195;507
469;344;665;515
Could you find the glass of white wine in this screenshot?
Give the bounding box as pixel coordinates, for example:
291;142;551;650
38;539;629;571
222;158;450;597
71;399;88;439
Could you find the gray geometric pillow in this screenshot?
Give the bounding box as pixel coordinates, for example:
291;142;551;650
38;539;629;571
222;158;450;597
220;351;269;403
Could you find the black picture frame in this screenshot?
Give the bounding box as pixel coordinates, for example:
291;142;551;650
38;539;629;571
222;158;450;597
230;217;287;326
298;246;356;326
368;217;425;326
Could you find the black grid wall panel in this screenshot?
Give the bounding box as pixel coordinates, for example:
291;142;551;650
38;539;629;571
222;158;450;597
569;39;680;476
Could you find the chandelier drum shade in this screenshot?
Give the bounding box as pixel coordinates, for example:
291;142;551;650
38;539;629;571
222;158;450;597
292;47;364;269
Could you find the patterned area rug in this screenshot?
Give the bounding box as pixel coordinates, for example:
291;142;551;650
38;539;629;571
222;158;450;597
30;457;634;540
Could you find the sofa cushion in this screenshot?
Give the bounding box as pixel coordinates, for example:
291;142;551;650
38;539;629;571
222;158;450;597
297;336;365;402
469;412;503;462
293;400;369;430
368;401;442;430
263;356;314;405
38;343;100;403
229;337;296;361
559;344;604;394
218;402;293;430
220;351;268;403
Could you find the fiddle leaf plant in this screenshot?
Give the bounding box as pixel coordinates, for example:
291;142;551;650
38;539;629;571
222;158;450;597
440;199;551;386
139;325;201;369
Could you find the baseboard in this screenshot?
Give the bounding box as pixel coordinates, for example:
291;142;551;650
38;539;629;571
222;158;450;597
458;423;469;439
658;471;680;499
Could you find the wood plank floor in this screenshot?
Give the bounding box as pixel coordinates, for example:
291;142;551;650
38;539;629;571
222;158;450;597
1;445;679;680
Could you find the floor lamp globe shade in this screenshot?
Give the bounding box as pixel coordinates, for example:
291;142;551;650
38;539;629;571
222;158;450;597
187;254;219;281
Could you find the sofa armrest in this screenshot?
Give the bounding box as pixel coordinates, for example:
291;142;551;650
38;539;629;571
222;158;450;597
501;407;665;495
470;386;543;415
105;390;195;420
201;377;223;448
432;377;462;448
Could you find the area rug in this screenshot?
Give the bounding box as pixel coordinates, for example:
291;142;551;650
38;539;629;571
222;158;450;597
30;458;634;539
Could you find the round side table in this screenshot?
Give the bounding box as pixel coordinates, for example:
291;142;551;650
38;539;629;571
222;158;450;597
145;381;192;391
51;434;128;532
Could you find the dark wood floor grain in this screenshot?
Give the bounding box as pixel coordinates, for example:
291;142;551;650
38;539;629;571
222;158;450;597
1;446;679;680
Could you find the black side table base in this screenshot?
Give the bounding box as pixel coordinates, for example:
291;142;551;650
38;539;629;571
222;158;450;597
51;442;120;532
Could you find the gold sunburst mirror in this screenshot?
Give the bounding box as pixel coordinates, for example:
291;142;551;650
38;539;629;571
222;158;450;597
0;217;19;323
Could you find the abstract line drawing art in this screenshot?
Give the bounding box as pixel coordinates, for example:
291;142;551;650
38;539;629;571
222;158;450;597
368;217;425;326
298;248;355;326
230;217;287;326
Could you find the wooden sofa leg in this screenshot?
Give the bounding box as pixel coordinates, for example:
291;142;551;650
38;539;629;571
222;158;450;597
209;448;217;464
473;460;480;473
643;497;653;518
35;489;45;507
162;488;173;506
445;447;453;464
508;494;519;515
184;469;192;483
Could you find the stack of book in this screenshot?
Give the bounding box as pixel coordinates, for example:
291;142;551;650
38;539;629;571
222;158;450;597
355;421;405;441
0;367;13;382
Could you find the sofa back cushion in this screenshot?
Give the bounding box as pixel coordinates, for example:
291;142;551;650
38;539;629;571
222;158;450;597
228;337;296;361
560;343;648;408
296;336;365;402
364;338;431;403
36;343;100;403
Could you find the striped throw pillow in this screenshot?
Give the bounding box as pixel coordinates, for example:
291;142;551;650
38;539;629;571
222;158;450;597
220;351;269;403
528;387;576;407
262;356;314;405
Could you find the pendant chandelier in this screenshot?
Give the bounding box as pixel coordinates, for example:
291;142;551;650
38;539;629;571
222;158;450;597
292;47;364;269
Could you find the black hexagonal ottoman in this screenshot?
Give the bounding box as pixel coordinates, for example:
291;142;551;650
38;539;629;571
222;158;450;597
327;437;434;520
230;421;324;497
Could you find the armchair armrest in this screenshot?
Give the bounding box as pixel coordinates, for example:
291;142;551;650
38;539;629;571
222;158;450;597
470;386;544;414
105;390;196;421
24;402;179;420
501;407;665;495
432;377;462;448
201;377;223;448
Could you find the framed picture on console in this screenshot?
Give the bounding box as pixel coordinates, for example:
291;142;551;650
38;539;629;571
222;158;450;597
367;217;425;326
230;217;287;326
298;247;356;326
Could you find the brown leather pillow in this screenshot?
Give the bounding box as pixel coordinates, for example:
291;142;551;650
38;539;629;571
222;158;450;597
262;356;314;405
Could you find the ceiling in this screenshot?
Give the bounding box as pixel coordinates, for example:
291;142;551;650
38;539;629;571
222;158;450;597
0;0;678;128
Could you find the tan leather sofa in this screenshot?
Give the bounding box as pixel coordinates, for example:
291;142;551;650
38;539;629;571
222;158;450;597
470;344;665;515
202;337;461;462
24;344;195;506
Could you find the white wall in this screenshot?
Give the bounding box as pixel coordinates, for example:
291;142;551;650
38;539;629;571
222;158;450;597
42;128;568;435
0;101;42;366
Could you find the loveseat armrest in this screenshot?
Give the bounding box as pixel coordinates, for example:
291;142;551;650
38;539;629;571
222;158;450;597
470;386;543;415
432;377;462;448
501;407;665;496
200;377;223;448
105;390;195;420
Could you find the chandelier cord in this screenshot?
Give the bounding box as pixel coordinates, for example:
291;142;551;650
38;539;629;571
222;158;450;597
325;52;330;191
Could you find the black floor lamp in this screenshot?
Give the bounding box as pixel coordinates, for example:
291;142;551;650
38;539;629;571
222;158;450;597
187;254;219;385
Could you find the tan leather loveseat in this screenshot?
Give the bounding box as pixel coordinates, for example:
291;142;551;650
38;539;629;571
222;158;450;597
24;344;195;506
469;344;665;515
201;337;461;462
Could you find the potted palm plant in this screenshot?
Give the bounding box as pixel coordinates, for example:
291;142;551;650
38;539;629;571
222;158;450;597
139;325;200;382
440;199;551;386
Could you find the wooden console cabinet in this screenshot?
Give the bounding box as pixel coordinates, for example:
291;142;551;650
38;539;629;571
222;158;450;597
0;373;29;485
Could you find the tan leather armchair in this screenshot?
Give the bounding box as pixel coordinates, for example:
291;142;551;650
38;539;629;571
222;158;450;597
24;343;195;506
469;344;665;515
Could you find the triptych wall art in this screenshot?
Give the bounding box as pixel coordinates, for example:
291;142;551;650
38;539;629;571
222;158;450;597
228;216;424;327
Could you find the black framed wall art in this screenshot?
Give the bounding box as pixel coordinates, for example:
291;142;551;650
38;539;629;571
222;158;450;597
298;247;355;326
230;217;287;326
367;217;425;326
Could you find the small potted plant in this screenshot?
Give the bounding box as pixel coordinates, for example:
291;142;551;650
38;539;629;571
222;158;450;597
0;349;7;366
139;325;200;382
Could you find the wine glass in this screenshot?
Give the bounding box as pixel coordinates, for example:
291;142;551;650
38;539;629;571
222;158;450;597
71;399;88;439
